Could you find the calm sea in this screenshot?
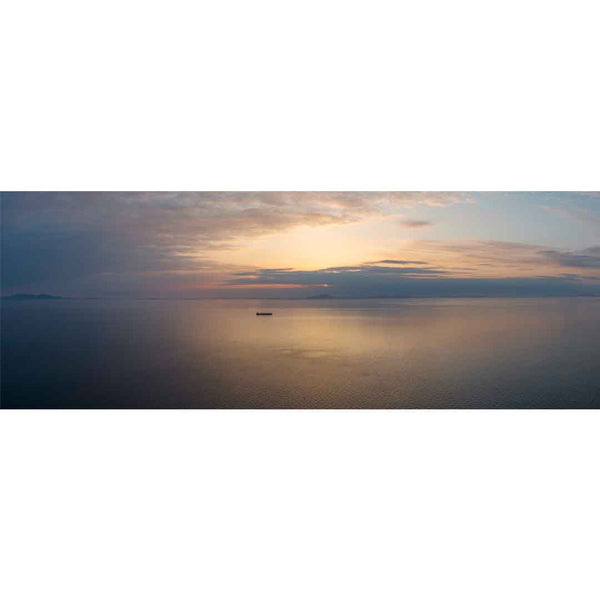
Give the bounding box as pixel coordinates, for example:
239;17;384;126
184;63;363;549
2;297;599;408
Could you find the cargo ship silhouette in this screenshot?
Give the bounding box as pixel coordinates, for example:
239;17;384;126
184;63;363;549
256;312;273;316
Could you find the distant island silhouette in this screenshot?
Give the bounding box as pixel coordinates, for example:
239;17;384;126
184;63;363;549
2;294;64;300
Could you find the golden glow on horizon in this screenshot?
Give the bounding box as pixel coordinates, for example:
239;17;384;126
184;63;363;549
207;221;392;271
166;203;600;290
217;284;329;289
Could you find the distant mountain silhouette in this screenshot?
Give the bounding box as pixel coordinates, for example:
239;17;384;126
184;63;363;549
2;293;64;300
306;294;334;299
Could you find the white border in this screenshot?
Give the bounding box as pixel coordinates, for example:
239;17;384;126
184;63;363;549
2;411;600;600
1;0;599;190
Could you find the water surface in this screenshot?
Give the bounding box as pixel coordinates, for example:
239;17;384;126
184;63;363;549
2;298;599;408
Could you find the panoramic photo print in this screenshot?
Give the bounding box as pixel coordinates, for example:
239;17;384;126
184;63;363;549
2;191;599;408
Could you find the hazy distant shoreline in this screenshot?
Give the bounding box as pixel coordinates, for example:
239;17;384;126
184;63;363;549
2;294;65;300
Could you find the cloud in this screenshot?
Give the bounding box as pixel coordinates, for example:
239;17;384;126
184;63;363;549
372;240;600;282
2;192;472;246
4;192;599;297
223;261;600;297
398;218;433;228
407;240;551;273
0;192;476;295
540;203;600;226
365;259;429;265
540;249;600;269
226;263;448;287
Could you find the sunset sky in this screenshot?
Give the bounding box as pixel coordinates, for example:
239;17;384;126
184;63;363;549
2;191;600;298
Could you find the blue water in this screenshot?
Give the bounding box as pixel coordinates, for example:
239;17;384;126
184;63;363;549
2;297;599;408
